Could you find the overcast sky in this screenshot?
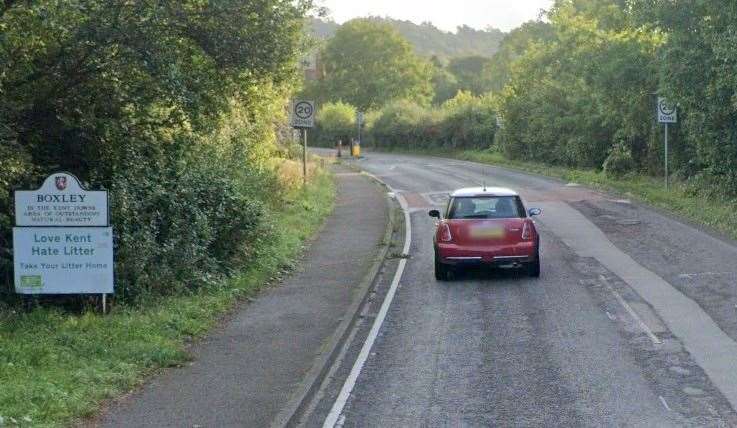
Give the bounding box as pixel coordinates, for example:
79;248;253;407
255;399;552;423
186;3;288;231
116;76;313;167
318;0;554;33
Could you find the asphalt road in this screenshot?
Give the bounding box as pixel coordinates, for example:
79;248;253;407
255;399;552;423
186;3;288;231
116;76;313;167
308;151;737;427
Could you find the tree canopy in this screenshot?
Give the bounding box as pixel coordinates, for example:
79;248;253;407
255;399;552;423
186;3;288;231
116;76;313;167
0;0;312;297
308;17;505;59
306;19;434;111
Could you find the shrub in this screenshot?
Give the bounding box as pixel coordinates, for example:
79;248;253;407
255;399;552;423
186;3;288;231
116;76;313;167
438;92;497;149
603;143;635;178
369;100;438;149
364;93;497;150
314;102;356;147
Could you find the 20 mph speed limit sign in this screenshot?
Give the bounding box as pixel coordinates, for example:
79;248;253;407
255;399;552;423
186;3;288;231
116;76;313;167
657;97;677;123
291;100;315;128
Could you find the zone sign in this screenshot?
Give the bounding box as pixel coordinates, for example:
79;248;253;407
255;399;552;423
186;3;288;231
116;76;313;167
291;100;315;128
657;97;677;123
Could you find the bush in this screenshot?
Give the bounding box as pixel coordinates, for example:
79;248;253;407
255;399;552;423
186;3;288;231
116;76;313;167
111;142;270;300
603;143;635;178
369;100;439;149
0;1;310;301
364;93;497;150
438;92;497;149
314;102;356;147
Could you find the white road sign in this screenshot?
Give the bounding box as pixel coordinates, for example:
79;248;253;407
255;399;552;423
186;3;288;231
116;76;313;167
291;100;315;128
13;227;114;294
15;172;109;227
657;97;677;123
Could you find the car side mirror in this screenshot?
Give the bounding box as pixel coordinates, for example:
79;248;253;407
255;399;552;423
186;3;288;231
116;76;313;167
429;209;441;218
528;208;542;217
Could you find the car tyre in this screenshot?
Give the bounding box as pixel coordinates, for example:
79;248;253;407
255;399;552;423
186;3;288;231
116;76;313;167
528;246;541;278
434;251;449;281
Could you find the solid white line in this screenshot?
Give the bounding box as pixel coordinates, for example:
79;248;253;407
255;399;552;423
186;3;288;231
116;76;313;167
322;175;412;428
599;275;662;345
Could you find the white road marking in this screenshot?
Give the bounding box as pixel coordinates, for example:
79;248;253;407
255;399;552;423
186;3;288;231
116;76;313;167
322;174;412;428
599;274;662;345
659;395;671;412
420;190;454;206
678;271;736;279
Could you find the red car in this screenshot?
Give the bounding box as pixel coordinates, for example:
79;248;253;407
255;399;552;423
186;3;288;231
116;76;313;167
429;187;542;280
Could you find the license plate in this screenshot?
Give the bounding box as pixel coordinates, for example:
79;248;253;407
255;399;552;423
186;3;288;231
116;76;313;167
470;226;504;239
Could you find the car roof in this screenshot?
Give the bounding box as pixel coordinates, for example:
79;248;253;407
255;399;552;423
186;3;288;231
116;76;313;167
450;187;519;197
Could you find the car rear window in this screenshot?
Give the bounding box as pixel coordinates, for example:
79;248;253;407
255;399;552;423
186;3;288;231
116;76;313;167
446;196;526;219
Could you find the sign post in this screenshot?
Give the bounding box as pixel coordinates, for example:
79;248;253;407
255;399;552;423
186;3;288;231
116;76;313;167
13;172;113;312
357;111;364;145
291;100;315;187
657;98;677;190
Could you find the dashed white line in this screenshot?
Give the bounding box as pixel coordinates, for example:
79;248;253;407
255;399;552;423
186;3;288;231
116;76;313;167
659;395;672;412
322;174;412;428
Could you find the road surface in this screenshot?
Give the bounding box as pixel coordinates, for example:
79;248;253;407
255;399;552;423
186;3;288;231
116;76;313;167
307;151;737;427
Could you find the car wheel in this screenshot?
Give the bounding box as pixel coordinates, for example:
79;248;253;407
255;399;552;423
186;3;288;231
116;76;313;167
435;251;449;281
528;246;541;278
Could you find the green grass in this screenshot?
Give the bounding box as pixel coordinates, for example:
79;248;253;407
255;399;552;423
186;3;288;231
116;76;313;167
0;170;336;427
380;146;737;242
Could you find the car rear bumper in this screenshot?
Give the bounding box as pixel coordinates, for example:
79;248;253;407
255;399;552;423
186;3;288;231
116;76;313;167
437;242;537;266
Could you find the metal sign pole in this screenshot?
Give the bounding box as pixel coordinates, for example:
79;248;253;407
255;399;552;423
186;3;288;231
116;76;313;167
303;128;308;188
665;123;669;191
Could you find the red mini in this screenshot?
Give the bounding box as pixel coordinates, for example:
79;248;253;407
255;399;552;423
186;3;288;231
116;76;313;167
429;187;542;280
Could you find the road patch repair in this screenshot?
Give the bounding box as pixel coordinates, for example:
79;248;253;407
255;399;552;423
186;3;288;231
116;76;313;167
99;165;394;428
538;201;737;411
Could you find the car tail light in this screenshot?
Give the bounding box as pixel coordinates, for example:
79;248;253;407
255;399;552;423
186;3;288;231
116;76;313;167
522;221;532;240
439;222;453;242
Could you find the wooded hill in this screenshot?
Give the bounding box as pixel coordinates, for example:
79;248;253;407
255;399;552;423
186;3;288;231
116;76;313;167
309;17;505;58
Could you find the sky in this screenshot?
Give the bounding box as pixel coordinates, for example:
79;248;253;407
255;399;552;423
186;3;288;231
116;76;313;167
318;0;554;33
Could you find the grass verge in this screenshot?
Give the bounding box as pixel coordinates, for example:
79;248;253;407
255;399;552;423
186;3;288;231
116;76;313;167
0;168;336;427
379;146;737;242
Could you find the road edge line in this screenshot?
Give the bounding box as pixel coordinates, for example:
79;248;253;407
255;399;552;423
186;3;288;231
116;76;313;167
271;171;398;428
322;172;412;428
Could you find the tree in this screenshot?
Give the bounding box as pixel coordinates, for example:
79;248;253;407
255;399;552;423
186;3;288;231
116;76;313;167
498;0;662;169
430;63;460;105
634;0;737;191
447;56;493;95
0;0;313;296
483;21;555;92
310;19;434;110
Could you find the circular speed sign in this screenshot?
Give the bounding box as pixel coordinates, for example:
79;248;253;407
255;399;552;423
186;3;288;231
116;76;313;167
658;99;675;116
295;102;314;120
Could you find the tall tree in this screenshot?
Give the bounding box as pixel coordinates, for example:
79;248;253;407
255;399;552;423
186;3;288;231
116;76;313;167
635;0;737;189
309;19;434;110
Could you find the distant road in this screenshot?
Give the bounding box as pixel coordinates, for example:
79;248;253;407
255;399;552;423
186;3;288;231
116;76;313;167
307;149;737;427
